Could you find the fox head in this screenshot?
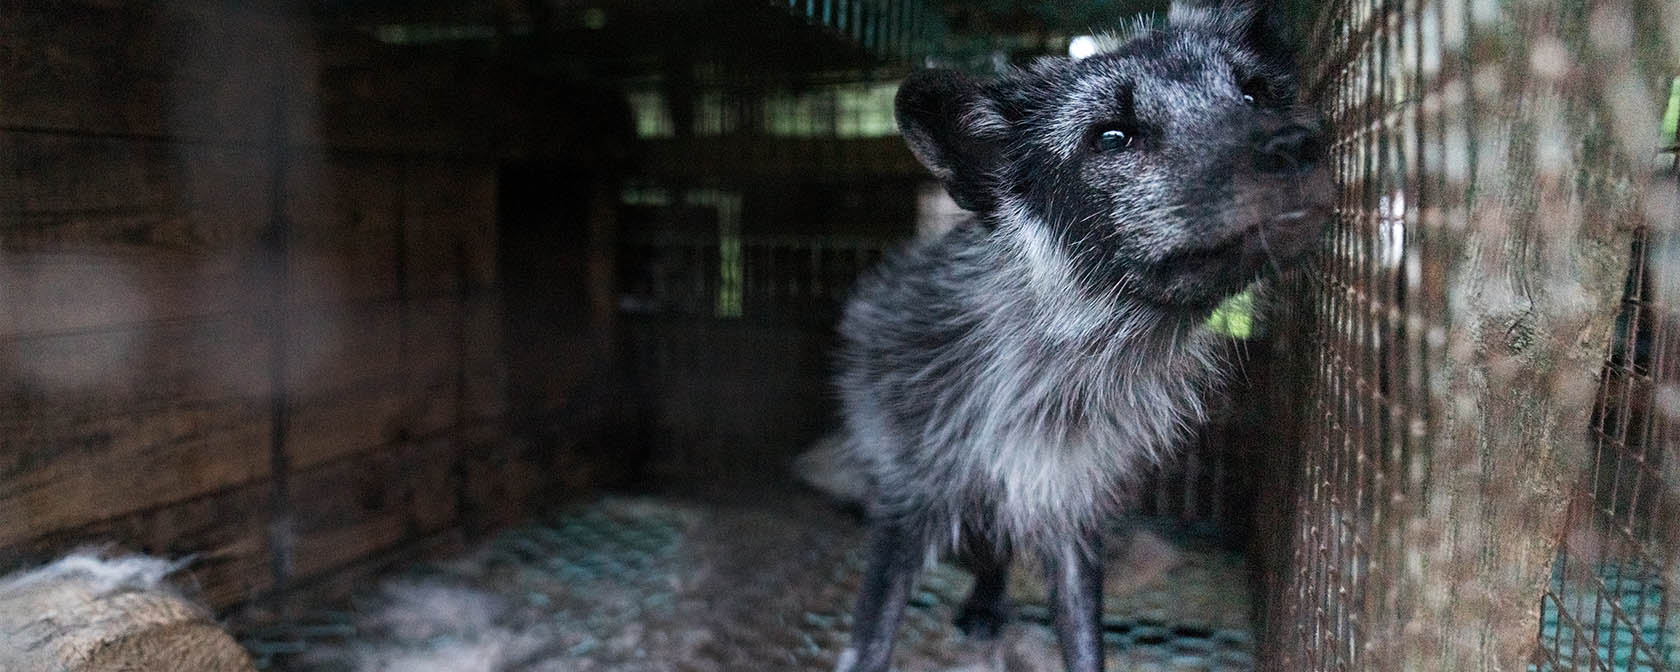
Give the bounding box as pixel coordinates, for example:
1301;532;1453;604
897;1;1333;311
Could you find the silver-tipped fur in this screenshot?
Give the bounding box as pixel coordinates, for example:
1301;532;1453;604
833;1;1329;670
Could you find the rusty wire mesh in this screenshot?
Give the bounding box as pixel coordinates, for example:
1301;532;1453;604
1257;0;1421;668
1538;206;1676;671
1260;0;1678;669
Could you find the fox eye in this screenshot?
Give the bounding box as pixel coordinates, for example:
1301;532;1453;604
1240;76;1270;106
1095;126;1135;152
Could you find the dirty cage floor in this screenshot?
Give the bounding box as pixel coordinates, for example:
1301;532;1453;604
245;489;1257;672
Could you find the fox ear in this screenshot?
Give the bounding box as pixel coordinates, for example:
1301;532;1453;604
895;69;1007;212
1169;0;1295;66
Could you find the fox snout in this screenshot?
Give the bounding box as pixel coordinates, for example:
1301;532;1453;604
1252;123;1324;175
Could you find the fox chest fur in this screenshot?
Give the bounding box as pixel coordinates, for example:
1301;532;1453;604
838;214;1225;553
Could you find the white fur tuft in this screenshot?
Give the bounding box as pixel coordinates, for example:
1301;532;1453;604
795;432;874;506
0;550;191;597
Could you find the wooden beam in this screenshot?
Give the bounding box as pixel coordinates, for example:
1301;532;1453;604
0;399;271;550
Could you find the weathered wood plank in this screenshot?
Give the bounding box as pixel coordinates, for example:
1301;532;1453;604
0;2;295;141
403;296;461;439
460;294;507;422
175;143;275;250
0;252;263;337
285;377;405;471
2;132;267;224
0;0;520;155
0;400;272;550
407;438;462;535
282;302;402;397
308;38;494;155
402;158;498;297
1;133;176;216
0;0;611;623
0;313;272;423
506;328;596;419
405;296;459;382
281;301;449;468
457;421;529;532
0;134;272;257
284;153;401;306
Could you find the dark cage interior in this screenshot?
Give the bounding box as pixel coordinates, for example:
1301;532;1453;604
0;1;1675;672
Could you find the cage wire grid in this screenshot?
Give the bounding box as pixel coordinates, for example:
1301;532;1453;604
1537;129;1680;669
1262;0;1678;670
1538;223;1672;671
552;0;1678;668
1259;0;1420;667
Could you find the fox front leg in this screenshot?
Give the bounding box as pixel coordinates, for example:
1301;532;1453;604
1045;531;1105;672
836;522;923;672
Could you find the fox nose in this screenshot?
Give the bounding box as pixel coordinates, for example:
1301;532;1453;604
1252;124;1323;174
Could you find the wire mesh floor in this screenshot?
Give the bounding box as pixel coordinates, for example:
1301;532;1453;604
245;493;1257;671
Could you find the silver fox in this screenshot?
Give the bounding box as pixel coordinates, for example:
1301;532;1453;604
831;2;1331;671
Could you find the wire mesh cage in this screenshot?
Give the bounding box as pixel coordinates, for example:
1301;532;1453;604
486;0;1680;666
1541;220;1676;671
1537;95;1680;669
1257;0;1678;669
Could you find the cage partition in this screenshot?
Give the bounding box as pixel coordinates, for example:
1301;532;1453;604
3;1;1678;670
1258;0;1679;670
